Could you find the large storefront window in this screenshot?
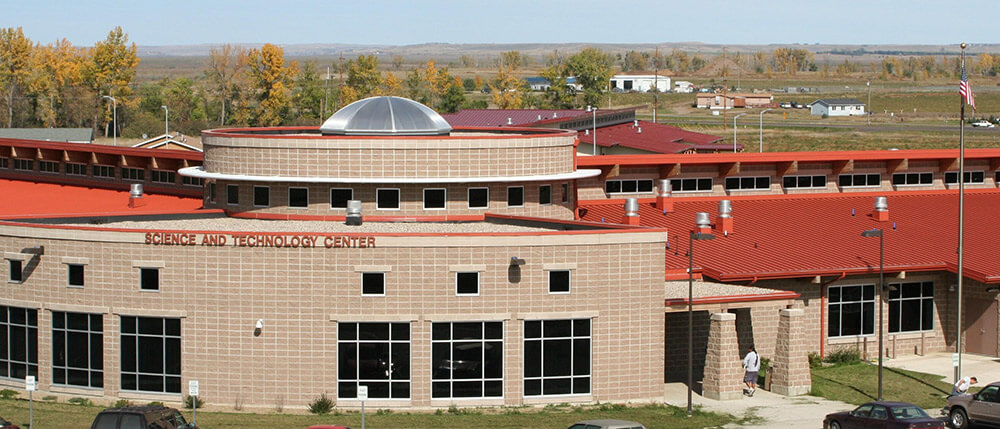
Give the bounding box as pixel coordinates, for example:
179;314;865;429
338;322;410;399
0;306;38;380
828;285;875;337
524;319;591;396
120;316;181;393
889;281;934;333
431;322;503;398
52;311;103;388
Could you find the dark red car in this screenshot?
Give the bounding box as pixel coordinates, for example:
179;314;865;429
823;401;944;429
0;416;20;429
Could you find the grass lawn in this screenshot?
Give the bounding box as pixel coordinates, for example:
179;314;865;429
0;399;750;429
810;362;954;410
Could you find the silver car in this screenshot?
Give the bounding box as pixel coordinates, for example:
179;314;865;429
944;381;1000;428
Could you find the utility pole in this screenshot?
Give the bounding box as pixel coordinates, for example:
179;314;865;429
337;52;344;111
722;47;728;130
653;47;659;123
323;66;331;118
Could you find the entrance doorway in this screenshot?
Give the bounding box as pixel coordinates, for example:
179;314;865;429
965;299;998;356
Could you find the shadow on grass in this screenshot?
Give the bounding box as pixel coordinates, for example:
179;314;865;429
884;367;949;396
812;373;876;402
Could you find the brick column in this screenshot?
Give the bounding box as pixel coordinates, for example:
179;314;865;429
771;308;812;396
702;312;743;400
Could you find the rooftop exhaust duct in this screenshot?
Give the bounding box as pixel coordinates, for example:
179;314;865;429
128;184;146;208
716;200;733;235
873;196;889;221
346;200;362;225
695;212;712;234
622;197;640;225
656;179;673;212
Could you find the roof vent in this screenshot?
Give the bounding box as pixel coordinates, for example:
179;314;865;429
553;112;558;118
346;200;362;226
873;196;889;222
637;127;642;133
538;114;542;120
507;117;513;125
584;129;589;135
586;105;592;112
718;200;732;218
129;184;144;199
622;198;640;225
695;212;712;233
656;179;673;212
633;120;638;127
716;200;733;235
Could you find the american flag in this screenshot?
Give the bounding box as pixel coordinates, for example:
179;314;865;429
960;67;976;110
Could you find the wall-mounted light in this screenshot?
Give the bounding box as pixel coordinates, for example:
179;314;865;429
510;257;526;266
987;287;1000;294
254;319;263;336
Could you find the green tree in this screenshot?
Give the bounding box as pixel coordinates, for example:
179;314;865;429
245;43;299;126
438;79;465;113
83;26;140;136
0;27;33;127
342;55;383;104
622;50;648;72
565;47;613;107
498;51;523;69
293;61;325;121
204;44;246;126
539;64;575;109
489;63;525;109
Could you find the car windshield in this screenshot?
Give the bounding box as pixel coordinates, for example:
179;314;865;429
891;405;930;420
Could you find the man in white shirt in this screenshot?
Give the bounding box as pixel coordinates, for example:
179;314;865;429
953;376;978;396
742;345;760;396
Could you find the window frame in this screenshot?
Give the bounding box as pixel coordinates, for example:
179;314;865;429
150;169;176;184
891;172;933;186
51;311;103;389
92;164;115;179
67;264;85;288
376;188;401;211
330;188;353;210
888;281;934;334
506;186;524;208
945;171;986;184
431;321;504;399
827;284;876;338
12;158;33;172
65;162;87;176
119;316;182;394
456;272;480;296
539;185;552;206
0;306;39;382
605;179;655;195
139;268;160;291
38;160;59;174
724;176;771;191
253;185;270;208
361;272;386;296
468;187;489;209
523;319;592;397
548;270;571;294
121;167;145;182
337;322;411;400
782;174;827;189
838;173;882;188
423;188;447;211
226;184;239;206
669;177;713;193
8;259;22;283
288;187;310;209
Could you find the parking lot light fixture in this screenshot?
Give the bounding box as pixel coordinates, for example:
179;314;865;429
688;222;715;416
861;227;885;401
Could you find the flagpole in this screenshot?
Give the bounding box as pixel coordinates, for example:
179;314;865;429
955;42;967;384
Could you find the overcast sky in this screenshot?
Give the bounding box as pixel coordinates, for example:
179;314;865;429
3;0;997;47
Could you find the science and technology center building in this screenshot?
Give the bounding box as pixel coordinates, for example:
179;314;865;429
2;95;1000;410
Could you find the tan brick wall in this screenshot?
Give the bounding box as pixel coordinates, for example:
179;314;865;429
702;313;743;400
771;309;811;395
0;225;665;410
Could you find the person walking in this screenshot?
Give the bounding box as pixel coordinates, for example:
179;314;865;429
953;376;978;396
742;345;760;397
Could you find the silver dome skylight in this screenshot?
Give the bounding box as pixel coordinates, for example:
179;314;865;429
319;96;452;136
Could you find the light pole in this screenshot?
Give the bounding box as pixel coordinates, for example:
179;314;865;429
161;105;169;137
687;220;715;416
733;113;747;152
867;80;872;126
758;109;772;153
102;95;117;146
861;227;885;401
592;107;598;156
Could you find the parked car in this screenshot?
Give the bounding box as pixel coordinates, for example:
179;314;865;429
944;381;1000;428
91;405;196;429
824;401;943;429
0;416;20;429
779;102;793;108
568;419;646;429
972;120;995;128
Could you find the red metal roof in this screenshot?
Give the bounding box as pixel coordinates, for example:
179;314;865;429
577;120;723;153
579;190;1000;284
0;179;204;218
578;148;1000;167
441;109;589;127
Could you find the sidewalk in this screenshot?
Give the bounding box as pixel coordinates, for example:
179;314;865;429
884;351;1000;384
663;382;853;428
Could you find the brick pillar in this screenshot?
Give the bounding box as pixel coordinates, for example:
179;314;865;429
771;308;812;396
702;312;743;400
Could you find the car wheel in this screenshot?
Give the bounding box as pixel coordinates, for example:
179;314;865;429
829;421;841;429
949;408;968;429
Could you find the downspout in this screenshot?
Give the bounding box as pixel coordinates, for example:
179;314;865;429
819;272;847;358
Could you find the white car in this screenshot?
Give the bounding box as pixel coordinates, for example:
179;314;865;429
972;121;995;128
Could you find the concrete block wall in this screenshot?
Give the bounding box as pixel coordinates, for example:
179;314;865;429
702;313;743;400
771;309;811;396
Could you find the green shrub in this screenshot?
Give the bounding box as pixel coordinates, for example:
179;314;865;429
183;395;205;409
68;397;94;406
42;395;58;402
808;352;824;368
114;399;133;408
0;389;18;400
824;348;862;365
147;401;164;407
308;393;334;415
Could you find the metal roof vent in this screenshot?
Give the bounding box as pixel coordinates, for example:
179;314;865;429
537;114;542;120
657;179;671;197
553;112;558;118
718;200;733;218
507;117;513;125
320;96;452;136
129;183;144;198
346;200;362;226
624;198;639;217
584;129;589;135
695;212;711;229
874;196;888;211
637;127;642;133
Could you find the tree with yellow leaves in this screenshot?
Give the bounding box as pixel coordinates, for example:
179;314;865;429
30;38;85;127
0;27;33;127
82;26;139;136
204;44;247;126
245;43;299;126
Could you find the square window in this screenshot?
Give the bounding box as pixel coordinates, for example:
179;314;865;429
227;185;239;205
362;273;385;295
289;187;309;208
549;270;570;294
539;185;551;205
140;268;159;291
468;188;489;209
507;187;524;207
456;272;479;295
253;186;270;207
330;188;353;209
377;188;400;210
8;260;22;283
68;264;84;287
423;188;446;210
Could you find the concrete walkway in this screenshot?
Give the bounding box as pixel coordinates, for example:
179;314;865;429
884;351;1000;383
664;382;853;428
